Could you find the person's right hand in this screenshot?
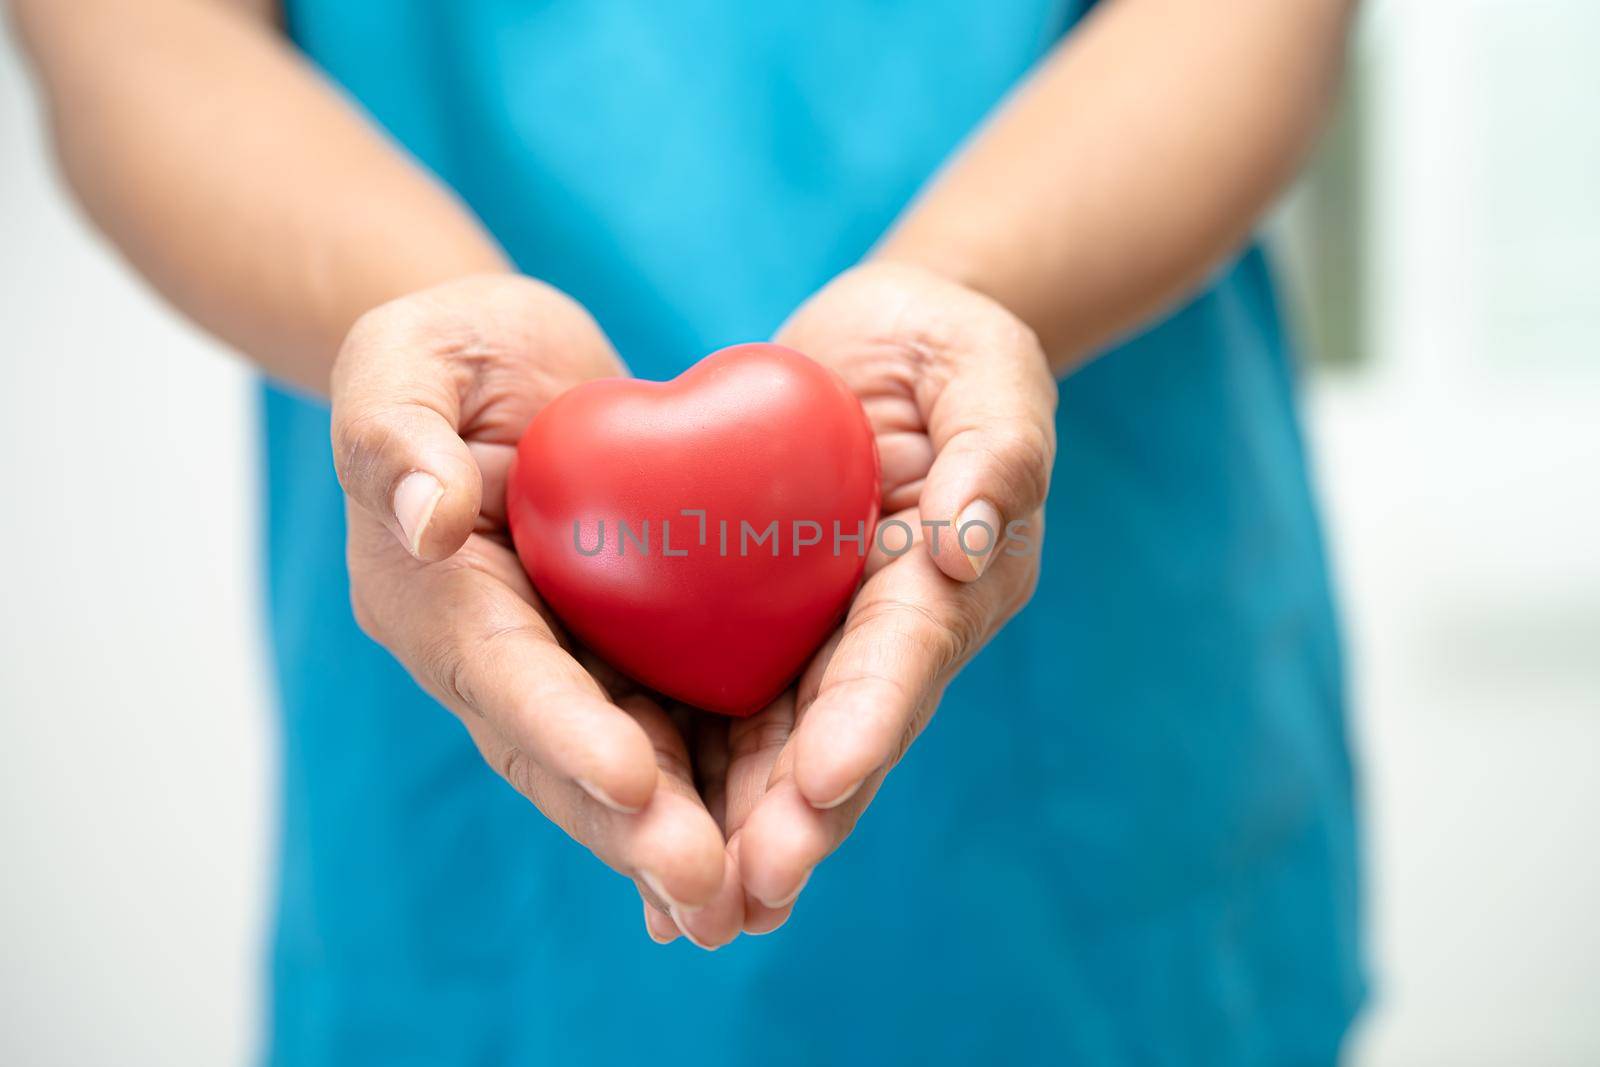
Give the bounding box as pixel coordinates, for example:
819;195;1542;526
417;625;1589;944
330;275;743;945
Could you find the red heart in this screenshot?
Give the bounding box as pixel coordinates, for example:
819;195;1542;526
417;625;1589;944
506;343;880;717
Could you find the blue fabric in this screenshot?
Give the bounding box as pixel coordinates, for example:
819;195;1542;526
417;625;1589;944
263;2;1364;1063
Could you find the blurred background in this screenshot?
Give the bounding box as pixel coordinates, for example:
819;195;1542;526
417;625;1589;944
1;1;1595;1063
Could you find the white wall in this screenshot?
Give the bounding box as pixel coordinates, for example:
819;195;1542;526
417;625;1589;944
1;2;1596;1063
1330;2;1600;1062
0;36;269;1067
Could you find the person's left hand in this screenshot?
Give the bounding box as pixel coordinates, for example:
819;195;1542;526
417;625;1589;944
644;262;1059;941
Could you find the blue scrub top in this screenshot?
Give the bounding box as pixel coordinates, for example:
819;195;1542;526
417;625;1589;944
264;2;1364;1063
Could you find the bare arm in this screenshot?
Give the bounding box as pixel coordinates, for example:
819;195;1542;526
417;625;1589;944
879;0;1357;373
9;0;509;394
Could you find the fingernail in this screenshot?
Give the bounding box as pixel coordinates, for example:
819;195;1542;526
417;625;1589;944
393;471;444;558
668;906;719;952
756;868;811;910
639;870;701;919
743;904;792;936
643;902;678;944
956;498;1002;578
576;777;642;815
815;777;864;811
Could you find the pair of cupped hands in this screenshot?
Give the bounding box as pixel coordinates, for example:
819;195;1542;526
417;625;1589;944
330;261;1057;947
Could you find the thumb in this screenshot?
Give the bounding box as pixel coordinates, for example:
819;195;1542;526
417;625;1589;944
330;307;483;562
917;332;1057;582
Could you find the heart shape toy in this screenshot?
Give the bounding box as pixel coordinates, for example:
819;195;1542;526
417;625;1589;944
506;343;880;716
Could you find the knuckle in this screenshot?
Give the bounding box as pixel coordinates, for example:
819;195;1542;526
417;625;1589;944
429;612;555;722
330;405;396;497
988;424;1054;510
496;745;563;827
490;743;582;842
849;595;964;678
497;744;534;794
940;589;991;663
890;699;939;770
413;627;478;714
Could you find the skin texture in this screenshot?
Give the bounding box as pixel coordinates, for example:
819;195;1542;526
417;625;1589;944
10;0;1357;948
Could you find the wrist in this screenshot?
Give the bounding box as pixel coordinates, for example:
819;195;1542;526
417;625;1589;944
868;209;998;295
853;250;1059;379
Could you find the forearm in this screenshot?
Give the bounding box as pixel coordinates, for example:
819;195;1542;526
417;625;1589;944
10;0;509;395
877;0;1357;374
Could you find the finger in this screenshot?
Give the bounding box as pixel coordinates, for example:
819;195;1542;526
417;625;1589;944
789;547;1012;810
730;643;875;923
722;691;799;838
641;896;679;945
722;695;800;935
875;430;934;514
738;772;883;914
465;440;516;530
863;505;921;580
738;663;894;917
723;697;800;927
626;698;742;949
729;830;794;935
572;643;645;703
662;846;744;951
691;712;732;832
917;321;1057;581
621;696;731;910
574;657;741;932
350;515;659;813
330;302;484;561
740;895;794;936
455;696;726;910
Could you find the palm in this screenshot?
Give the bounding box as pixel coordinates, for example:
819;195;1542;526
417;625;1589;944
335;276;743;946
718;263;1052;930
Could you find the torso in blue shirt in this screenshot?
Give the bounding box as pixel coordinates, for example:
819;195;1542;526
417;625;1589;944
263;2;1364;1063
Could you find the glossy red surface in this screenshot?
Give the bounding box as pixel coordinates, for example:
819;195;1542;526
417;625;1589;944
506;343;880;716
